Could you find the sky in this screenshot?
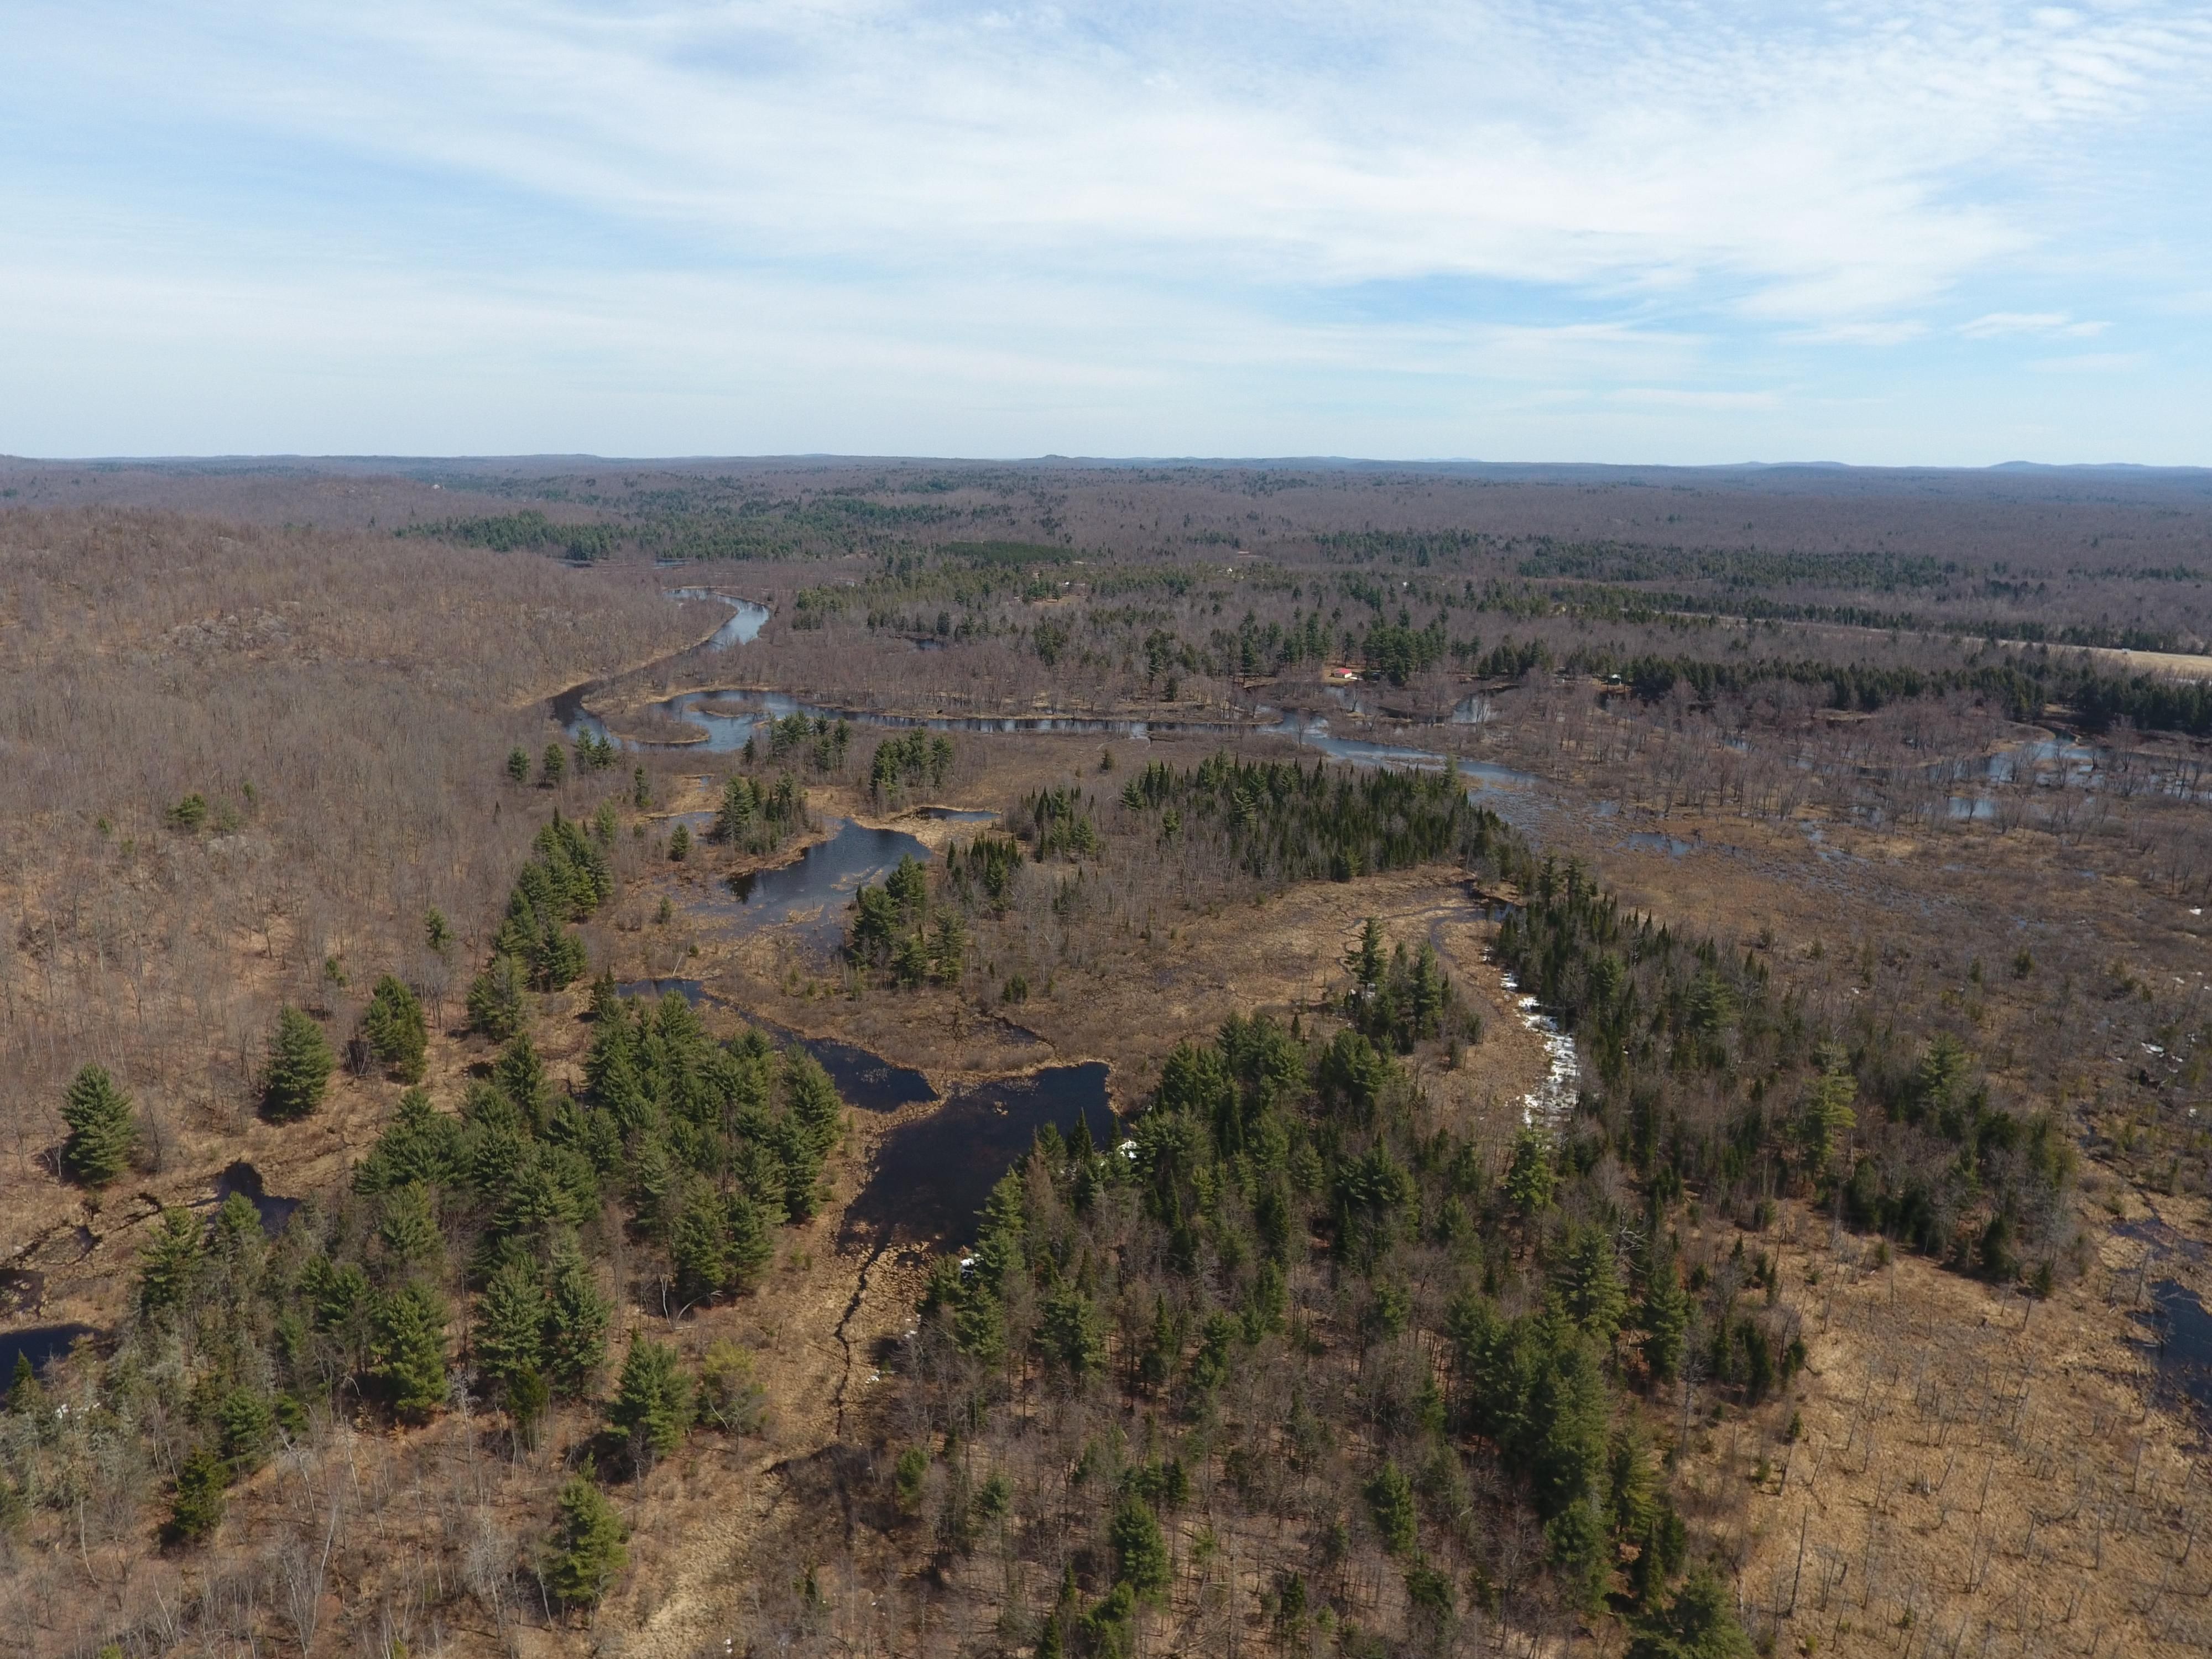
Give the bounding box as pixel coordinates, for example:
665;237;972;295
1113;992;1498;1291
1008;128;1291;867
4;2;2210;464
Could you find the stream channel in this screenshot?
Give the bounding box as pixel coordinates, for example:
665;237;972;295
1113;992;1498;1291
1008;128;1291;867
569;587;1577;1246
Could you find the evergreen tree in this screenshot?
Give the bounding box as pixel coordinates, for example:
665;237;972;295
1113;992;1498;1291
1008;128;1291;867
1640;1254;1691;1385
1626;1562;1756;1659
492;1031;552;1129
138;1206;206;1316
361;975;429;1082
506;747;531;785
165;1446;227;1546
1796;1065;1858;1176
609;1337;692;1464
59;1063;137;1186
354;1088;467;1192
667;822;690;862
1556;1225;1627;1343
721;1188;777;1292
1109;1494;1170;1600
216;1387;273;1472
473;1255;549;1393
1365;1459;1419;1556
669;1182;732;1304
539;741;566;789
263;1006;333;1122
375;1183;443;1279
1504;1124;1557;1214
543;1463;628;1608
466;953;529;1041
372;1282;449;1420
542;1234;611;1396
1345;917;1386;995
7;1353;41;1415
424;905;454;954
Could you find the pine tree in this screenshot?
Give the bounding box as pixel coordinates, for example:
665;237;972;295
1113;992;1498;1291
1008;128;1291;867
669;1182;731;1305
608;1337;691;1463
361;975;429;1083
138;1206;206;1316
506;747;531;785
372;1282;449;1420
59;1063;137;1186
539;742;566;789
1556;1225;1627;1343
1365;1459;1419;1556
542;1234;611;1396
424;905;453;954
1640;1254;1691;1385
1109;1494;1170;1599
263;1006;333;1121
721;1188;777;1292
7;1353;41;1414
165;1446;228;1545
1345;917;1386;995
1626;1561;1756;1659
474;1255;549;1392
1504;1124;1557;1213
375;1183;443;1278
491;1031;552;1129
667;822;690;862
466;954;529;1041
216;1387;273;1472
542;1463;628;1608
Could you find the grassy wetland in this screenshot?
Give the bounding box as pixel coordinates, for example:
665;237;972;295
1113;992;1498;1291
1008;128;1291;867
1;458;2209;1659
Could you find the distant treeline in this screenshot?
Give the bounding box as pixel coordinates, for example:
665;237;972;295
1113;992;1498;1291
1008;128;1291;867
402;495;982;563
1582;649;2212;735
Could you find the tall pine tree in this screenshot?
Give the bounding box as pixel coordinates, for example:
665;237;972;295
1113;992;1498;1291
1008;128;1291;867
361;975;429;1083
59;1063;137;1186
263;1006;333;1121
542;1463;628;1608
542;1234;611;1396
609;1337;692;1464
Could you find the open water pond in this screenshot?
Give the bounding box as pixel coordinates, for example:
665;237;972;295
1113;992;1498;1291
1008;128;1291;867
2149;1279;2212;1419
0;1323;97;1381
1624;832;1695;857
752;1021;938;1113
611;982;939;1111
712;819;933;949
842;1063;1113;1248
212;1162;300;1237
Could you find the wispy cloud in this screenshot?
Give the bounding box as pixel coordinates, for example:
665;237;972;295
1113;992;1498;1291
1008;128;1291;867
2;2;2209;458
1960;312;2109;338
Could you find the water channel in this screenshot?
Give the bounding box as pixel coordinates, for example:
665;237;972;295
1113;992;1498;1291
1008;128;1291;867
564;585;1573;1249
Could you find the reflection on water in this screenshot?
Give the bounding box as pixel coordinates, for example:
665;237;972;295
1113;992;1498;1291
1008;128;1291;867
1624;832;1695;857
212;1162;300;1237
842;1063;1113;1247
752;1020;938;1113
713;820;933;949
609;982;936;1112
2150;1279;2212;1420
667;591;771;651
0;1323;96;1381
562;690;1543;793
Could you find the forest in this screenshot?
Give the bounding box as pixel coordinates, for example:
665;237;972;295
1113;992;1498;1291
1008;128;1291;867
0;459;2206;1659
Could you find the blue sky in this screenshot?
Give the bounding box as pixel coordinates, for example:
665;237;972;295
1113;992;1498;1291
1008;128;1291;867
4;2;2209;463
